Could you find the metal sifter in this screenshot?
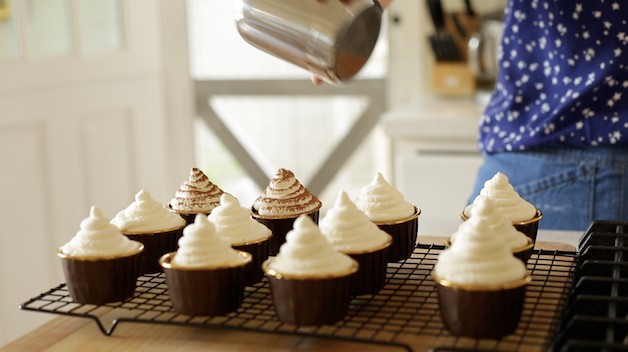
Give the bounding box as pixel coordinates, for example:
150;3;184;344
235;0;382;85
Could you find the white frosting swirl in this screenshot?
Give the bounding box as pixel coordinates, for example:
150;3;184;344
464;172;537;222
208;193;271;245
453;196;529;251
253;168;321;217
171;214;250;268
111;190;186;233
355;172;416;222
319;191;391;253
61;206;142;258
268;215;355;276
435;199;528;285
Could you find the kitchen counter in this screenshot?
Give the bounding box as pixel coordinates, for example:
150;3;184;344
381;96;484;141
3;233;578;352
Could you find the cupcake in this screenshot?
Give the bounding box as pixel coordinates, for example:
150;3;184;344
355;172;420;262
58;206;143;305
168;167;225;224
111;190;186;274
463;172;542;242
208;193;272;285
432;211;532;339
251;168;322;255
449;196;533;263
319;191;392;296
263;215;358;325
160;214;251;316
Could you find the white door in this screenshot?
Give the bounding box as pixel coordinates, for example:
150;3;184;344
0;0;192;343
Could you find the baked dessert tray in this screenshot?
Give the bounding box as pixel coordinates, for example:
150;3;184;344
21;240;584;352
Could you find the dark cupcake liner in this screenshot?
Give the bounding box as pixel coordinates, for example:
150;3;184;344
266;275;353;325
59;249;142;305
124;226;184;275
513;210;542;243
263;259;357;326
252;209;319;255
233;237;271;286
434;275;531;339
513;238;534;264
160;252;250;316
346;244;391;296
375;208;420;262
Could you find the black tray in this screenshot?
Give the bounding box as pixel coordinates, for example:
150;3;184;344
549;220;628;351
22;244;576;352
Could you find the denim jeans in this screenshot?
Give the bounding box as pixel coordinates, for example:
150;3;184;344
469;146;628;231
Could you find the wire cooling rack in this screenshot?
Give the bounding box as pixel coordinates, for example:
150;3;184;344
21;244;576;352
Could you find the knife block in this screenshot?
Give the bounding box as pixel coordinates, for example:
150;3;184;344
430;63;475;97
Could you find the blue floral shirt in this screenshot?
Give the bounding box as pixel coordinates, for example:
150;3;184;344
479;0;627;153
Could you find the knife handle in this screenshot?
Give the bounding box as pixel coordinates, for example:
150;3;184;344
426;0;445;30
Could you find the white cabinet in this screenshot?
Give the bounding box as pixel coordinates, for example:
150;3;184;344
381;98;485;235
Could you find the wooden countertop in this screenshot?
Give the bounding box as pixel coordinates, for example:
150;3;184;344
2;237;576;352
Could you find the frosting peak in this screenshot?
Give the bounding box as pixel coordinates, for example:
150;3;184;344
171;214;250;268
168;167;224;212
61;206;141;258
320;191;391;253
355;172;416;222
252;168;321;217
435;198;528;285
208;193;272;245
268;215;355;276
454;196;529;250
111;190;186;233
464;172;536;222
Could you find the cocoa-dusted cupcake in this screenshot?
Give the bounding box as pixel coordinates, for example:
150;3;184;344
319;191;392;296
111;190;186;275
160;214;251;316
263;215;358;326
449;196;533;264
251;168;322;255
463;172;542;243
208;193;272;286
58;206;143;305
432;211;532;339
355;172;420;262
168;167;224;225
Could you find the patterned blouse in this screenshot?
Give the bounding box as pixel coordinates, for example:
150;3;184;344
479;0;627;153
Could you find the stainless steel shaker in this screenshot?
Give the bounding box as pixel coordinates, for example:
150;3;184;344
235;0;382;85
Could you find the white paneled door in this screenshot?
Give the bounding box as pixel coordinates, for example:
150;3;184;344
0;0;193;344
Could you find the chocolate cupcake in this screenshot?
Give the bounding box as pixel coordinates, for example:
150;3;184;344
463;172;542;243
251;168;322;255
58;206;143;305
168;167;224;225
450;196;534;264
319;191;392;296
263;216;358;326
355;172;420;262
208;193;272;285
160;214;251;316
432;211;531;339
111;190;186;275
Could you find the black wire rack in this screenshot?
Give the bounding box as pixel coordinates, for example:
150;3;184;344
21;244;576;352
